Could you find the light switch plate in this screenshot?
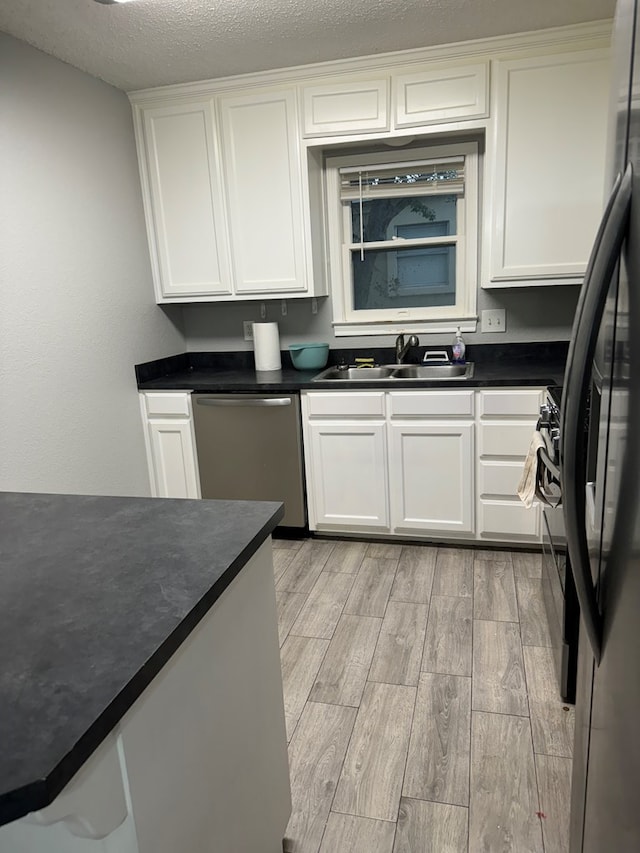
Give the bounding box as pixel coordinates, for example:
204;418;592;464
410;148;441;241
243;321;254;341
481;308;506;333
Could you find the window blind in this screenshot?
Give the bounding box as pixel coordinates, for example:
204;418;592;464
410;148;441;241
339;155;465;200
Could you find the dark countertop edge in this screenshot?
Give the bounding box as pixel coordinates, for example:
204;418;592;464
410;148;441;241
138;371;564;392
0;503;284;828
135;343;568;392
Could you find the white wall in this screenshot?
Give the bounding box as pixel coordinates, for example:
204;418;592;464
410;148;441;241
0;34;185;496
182;286;579;352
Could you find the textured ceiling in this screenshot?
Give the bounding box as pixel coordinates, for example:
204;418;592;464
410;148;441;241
0;0;615;92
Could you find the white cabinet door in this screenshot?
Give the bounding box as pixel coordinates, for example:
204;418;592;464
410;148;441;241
306;421;389;530
487;48;609;286
219;88;307;295
393;62;488;128
147;419;200;499
140;393;201;499
140;101;231;299
389;422;474;534
301;78;389;136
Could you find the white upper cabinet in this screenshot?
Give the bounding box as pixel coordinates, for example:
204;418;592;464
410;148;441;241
140;101;231;299
219;88;308;295
301;78;389;137
130;22;610;303
486;48;610;287
133;87;324;302
393;62;489;128
300;62;488;139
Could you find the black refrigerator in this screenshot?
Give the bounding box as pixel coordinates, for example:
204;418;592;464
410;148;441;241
561;0;640;850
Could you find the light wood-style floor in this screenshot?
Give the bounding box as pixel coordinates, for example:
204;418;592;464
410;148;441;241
272;538;574;853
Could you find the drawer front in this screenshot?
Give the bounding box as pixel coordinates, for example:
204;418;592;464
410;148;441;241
478;499;540;539
479;460;524;498
302;79;389;136
389;390;475;418
304;391;386;418
480;389;543;418
144;392;191;417
480;421;537;457
393;62;488;128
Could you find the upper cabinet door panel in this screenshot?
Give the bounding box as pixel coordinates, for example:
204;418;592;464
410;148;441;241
393;62;489;128
142;102;231;298
302;78;389;136
489;49;610;284
219;89;306;294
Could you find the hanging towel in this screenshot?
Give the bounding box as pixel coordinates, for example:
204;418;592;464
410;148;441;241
518;430;546;509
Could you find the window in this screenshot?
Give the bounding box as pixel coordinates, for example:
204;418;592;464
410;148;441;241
325;142;479;336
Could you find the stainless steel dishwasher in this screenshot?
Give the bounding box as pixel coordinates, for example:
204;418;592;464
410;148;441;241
192;393;306;528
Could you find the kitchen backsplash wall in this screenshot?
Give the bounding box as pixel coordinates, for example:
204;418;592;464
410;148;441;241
182;284;578;351
1;34;186;496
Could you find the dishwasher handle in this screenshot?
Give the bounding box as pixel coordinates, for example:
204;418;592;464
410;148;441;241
195;396;292;407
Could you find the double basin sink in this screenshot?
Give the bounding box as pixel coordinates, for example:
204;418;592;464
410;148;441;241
313;363;474;382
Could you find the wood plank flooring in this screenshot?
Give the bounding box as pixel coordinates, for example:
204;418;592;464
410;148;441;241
274;539;573;853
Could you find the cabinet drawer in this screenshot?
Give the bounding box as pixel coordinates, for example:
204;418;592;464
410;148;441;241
144;392;191;417
304;391;386;418
479;460;524;498
480;421;537;458
478;500;539;539
480;389;543;418
302;78;389;137
393;62;488;128
389;390;474;418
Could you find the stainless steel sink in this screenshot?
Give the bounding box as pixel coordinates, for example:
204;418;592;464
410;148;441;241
312;366;397;381
391;363;474;379
312;363;474;382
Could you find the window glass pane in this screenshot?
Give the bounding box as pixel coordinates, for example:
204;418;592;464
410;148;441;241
351;195;457;243
396;221;448;239
351;245;456;310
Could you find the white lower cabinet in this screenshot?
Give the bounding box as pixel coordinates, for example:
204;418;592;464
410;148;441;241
302;391;388;531
302;387;542;543
139;393;201;499
302;389;475;538
389;422;474;534
477;388;543;541
139;386;543;543
306;421;389;529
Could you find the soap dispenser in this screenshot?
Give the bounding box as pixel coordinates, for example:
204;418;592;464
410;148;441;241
452;327;466;363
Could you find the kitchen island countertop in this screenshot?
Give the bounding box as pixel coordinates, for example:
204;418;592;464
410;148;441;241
0;491;284;827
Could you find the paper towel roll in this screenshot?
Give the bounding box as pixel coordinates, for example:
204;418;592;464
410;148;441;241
253;322;282;371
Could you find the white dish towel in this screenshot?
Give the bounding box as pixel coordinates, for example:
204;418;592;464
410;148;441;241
518;430;546;509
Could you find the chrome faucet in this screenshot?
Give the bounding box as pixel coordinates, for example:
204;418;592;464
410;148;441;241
395;334;420;364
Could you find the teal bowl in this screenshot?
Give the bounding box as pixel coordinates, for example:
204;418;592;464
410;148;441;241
289;343;329;370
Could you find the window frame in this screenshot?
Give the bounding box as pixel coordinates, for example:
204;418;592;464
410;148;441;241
325;141;479;336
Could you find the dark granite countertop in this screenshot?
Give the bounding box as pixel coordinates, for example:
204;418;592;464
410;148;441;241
136;342;568;392
0;492;284;827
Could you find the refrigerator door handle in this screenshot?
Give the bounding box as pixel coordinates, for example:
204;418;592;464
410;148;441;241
561;162;633;664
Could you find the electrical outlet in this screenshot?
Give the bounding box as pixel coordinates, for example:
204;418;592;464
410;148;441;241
243;321;254;341
481;308;506;333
